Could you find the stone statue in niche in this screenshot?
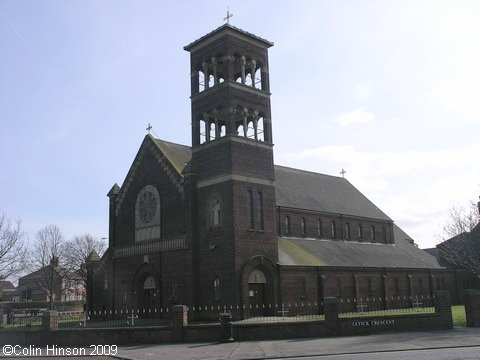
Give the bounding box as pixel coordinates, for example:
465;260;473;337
212;200;220;226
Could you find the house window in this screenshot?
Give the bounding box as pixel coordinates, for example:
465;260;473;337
317;219;322;237
285;216;291;235
247;189;254;229
331;221;336;238
104;275;108;291
301;217;306;236
213;278;220;302
345;223;351;239
257;191;264;230
370;225;376;242
336;278;342;298
358;224;363;240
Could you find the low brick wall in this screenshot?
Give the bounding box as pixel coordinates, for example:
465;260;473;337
464;289;480;327
0;291;453;346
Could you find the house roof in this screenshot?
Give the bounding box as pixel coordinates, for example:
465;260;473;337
274;165;391;221
183;23;273;51
0;281;15;290
278;230;442;269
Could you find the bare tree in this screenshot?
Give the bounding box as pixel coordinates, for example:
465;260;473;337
63;234;106;289
437;198;480;275
441;201;480;240
0;211;27;281
30;224;65;309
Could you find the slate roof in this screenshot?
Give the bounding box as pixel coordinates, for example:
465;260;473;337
183;24;273;51
150;139;391;221
275;166;391;221
278;228;442;269
152;137;192;176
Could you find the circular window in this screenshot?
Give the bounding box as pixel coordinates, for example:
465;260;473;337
139;191;157;224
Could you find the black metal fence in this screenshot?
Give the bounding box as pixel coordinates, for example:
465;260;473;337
338;295;435;318
0;295;437;330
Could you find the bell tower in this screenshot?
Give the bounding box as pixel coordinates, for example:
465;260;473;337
184;25;279;309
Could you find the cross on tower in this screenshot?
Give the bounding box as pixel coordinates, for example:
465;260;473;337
223;7;233;24
340;169;347;178
146;123;152;134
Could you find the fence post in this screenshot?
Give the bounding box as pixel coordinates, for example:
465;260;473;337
171;305;187;342
324;297;339;322
434;290;452;329
464;289;480;327
41;310;58;331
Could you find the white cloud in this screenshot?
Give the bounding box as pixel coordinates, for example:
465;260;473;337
334;107;374;127
279;141;480;248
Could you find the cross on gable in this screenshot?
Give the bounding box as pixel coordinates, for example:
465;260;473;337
146;123;152;134
223;7;233;24
340;169;347;178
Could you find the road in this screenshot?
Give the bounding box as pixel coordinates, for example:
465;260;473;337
282;346;480;360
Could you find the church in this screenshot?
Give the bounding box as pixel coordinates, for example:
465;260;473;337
87;24;473;316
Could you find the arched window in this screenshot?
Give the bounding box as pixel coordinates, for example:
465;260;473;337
237;124;245;137
255;67;262;89
246;120;255;138
336;278;342;298
200;119;207;144
199;70;205;91
370;225;376;242
209;121;216;141
213;278;220;302
245;73;253;86
301;217;306;236
300;277;307;299
257;117;264;141
345;223;351;239
331;221;336;238
358;223;363;240
285;215;291;235
367;277;373;296
135;185;161;242
247;189;254;229
208;74;214;88
317;219;322;237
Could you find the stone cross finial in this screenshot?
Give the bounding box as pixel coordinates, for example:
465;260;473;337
146;123;152;134
340;169;347;178
223;7;233;24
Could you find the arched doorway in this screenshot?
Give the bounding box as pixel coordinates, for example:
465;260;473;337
140;275;157;311
248;268;268;316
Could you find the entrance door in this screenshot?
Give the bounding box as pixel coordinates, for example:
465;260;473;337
248;268;268;316
140;276;156;312
249;283;265;316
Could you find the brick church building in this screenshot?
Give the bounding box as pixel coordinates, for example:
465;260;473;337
87;24;474;315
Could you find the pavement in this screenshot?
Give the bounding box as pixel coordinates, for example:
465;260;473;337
1;327;480;359
114;326;480;360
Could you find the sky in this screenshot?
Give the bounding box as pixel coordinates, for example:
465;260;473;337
1;0;479;254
